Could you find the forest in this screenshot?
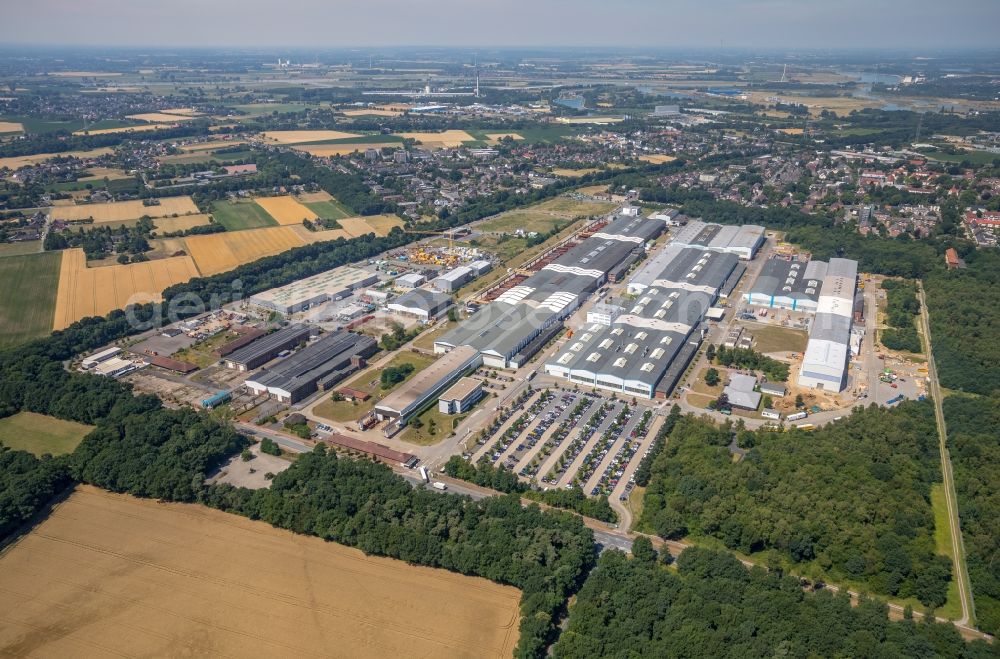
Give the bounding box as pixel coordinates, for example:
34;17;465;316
711;345;789;381
0;448;72;541
943;395;1000;636
880;278;922;353
552;547;997;658
639;403;953;610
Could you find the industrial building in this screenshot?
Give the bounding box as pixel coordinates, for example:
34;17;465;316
223;325;312;371
435;213;665;368
387;289;452;322
432;265;473;292
724;373;762;410
742;258;827;312
374;346;481;425
669;220;765;260
545;244;741;399
244;331;377;403
438;377;484;414
248;266;378;315
799;258;858;391
468;260;492;276
82;346;122;369
395;272;426;289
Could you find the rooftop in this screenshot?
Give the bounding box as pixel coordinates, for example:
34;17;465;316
225;324;311;365
376;346;480;414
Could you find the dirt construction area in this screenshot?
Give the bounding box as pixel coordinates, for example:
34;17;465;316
48;197;200;223
53;248;201;329
0;486;522;658
254;196;319;225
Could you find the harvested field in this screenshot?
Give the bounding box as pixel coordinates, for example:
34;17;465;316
551;167;600;177
79;166;132;181
127;112;197;122
336;214;403;238
0;486;522;658
0;411;93;456
290;225;353;242
72;124;174;136
639;154;677;164
0;147;113;171
53;248;200;329
292;143;398;157
49;196;199;223
47;71;123;77
160;107;201;116
485;132;524;142
0;121;23;133
261;130;361;144
778;127;805;135
183;226;307;276
255;196;319;226
296;190;334;203
396;130;475;148
0;252;60;348
152;214;213;233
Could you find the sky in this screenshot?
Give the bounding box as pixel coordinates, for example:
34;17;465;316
1;0;998;50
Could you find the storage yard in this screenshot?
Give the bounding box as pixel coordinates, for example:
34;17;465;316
0;487;522;659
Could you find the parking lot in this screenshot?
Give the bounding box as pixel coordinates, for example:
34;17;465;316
469;387;659;508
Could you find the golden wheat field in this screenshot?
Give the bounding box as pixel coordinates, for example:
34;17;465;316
291;225;354;242
126;112;196;123
183;226;308;276
296;190;334;203
261;130;361;144
72;124;174;136
396;130;475;148
178;139;246;152
49;197;200;223
0;486;522;659
638;154;678;164
0;147;113;171
292;142;398;157
0;121;23;133
53;248;200;329
342;108;403;117
254;196;319;225
337;214;404;237
485;132;524;142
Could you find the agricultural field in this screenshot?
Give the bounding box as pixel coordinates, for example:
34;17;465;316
210;199;278;231
0;147;114;171
53;248;200;329
150;214;213;233
0;251;61;347
0;411;93;456
341;108;402;117
0;487;521;659
298;192;353;220
314;352;436;423
292;142;399;157
0;121;23;133
261;130;361;144
232;103;313;117
639;154;677;164
183;226;307;276
396;130;475;148
0;240;42;257
49;196;200;223
126;112;197;122
72;123;173;136
254;195;319;226
337;215;404;237
178;139;247;152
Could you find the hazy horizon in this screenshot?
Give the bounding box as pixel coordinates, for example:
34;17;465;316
2;0;998;50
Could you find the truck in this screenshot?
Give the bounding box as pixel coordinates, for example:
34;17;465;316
786;411;808;422
886;395;905;406
418;466;430;482
432;482;448;491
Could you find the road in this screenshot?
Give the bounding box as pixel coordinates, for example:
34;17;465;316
916;280;975;627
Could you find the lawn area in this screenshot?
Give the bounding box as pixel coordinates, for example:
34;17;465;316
303;199;352;221
931;483;965;621
0;252;60;349
925;150;999;166
0;411;94;456
626;486;645;532
210;199;278;231
0;241;42;257
401;404;474;446
313;351;436;423
745;324;809;354
411;320;457;351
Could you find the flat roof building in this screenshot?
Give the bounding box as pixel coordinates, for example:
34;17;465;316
387;289;452;322
724;373;761;410
669;220;765;260
438;377;484;415
432;266;473;292
248;266;377;315
244;331;377;403
799;258;858;391
374;346;481;422
396;272;426;289
224;324;311;371
627;245;740;296
743;258;826;313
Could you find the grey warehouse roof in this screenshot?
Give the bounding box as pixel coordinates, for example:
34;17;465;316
249;331;376;395
747;258;824;302
391;288;452;312
225;324;311;365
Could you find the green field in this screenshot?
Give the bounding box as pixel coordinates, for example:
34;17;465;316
476;196;615;234
925;149;1000;166
313;352;435;423
0;411;93;456
303;199;352;221
0;241;42;257
1;115;136;134
210;200;278;231
930;483;964;620
0;252;61;349
232;103;315;117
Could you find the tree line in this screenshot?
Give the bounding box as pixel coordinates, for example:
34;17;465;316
552;546;996;658
880;278;922;353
